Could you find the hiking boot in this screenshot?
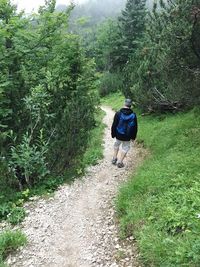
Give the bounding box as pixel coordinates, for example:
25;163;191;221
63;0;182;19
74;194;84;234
112;158;117;165
117;162;124;168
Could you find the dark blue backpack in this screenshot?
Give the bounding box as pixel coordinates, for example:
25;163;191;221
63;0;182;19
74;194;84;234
116;112;135;137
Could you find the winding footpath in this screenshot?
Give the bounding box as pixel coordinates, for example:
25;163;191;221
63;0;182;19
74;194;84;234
7;106;144;267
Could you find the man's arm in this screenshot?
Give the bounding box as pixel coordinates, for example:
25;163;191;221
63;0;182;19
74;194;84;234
111;112;119;138
132;114;138;140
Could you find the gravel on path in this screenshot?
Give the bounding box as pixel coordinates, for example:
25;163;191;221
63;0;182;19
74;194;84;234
6;106;144;267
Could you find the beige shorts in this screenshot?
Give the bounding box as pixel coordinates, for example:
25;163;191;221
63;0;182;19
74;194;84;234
114;139;131;153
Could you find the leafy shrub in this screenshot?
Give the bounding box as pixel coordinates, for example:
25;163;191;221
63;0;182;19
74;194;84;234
0;231;26;263
126;0;200;111
7;207;26;225
0;204;12;221
0;1;97;188
10;132;49;186
0;202;26;225
99;72;123;97
97;1;200;111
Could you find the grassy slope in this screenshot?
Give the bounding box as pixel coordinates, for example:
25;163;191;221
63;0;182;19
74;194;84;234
102;94;200;266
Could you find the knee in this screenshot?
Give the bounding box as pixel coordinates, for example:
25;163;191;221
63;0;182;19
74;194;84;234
122;143;130;153
114;140;120;150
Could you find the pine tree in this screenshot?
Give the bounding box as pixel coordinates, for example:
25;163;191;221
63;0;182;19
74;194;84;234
127;0;200;111
117;0;147;67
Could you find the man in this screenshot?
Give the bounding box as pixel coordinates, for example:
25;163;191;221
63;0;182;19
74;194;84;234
111;99;138;168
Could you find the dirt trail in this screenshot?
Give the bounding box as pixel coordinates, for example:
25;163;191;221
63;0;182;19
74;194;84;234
7;106;144;267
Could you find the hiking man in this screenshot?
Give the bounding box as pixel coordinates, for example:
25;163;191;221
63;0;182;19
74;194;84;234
111;99;138;168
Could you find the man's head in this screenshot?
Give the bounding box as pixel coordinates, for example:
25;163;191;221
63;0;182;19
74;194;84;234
124;98;132;108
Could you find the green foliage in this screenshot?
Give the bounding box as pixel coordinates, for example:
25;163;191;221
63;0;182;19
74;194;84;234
82;109;105;166
0;204;12;221
117;0;147;68
96;0;200;111
93;19;120;71
85;18;125;96
91;0;146;72
0;108;105;224
0;0;98;188
99;72;123;97
7;207;26;225
93;0;146;71
68;1;126;65
91;0;147;98
10;132;49;186
70;0;126;32
116;109;200;266
0;189;28;223
127;0;200;111
0;230;26;264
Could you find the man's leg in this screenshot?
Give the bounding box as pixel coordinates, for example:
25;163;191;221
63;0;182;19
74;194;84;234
117;141;130;168
112;139;121;164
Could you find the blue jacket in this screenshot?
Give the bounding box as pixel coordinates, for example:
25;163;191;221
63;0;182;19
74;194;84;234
111;108;138;141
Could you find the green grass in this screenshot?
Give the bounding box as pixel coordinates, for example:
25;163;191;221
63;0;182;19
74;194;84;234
82;108;105;166
0;230;27;266
117;110;200;266
101;91;124;111
102;94;200;266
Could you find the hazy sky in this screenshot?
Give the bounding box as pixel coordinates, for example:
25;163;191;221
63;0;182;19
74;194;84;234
12;0;86;13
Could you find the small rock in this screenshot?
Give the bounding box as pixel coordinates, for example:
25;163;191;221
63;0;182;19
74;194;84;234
7;258;12;265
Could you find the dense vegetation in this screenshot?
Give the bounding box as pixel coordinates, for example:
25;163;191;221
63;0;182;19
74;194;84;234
95;0;200;111
0;0;98;190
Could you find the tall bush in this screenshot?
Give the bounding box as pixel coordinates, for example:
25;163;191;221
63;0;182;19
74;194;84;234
0;0;97;188
127;0;200;111
99;72;123;97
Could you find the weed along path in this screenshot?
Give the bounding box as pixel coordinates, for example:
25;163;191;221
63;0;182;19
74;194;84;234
7;106;144;267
